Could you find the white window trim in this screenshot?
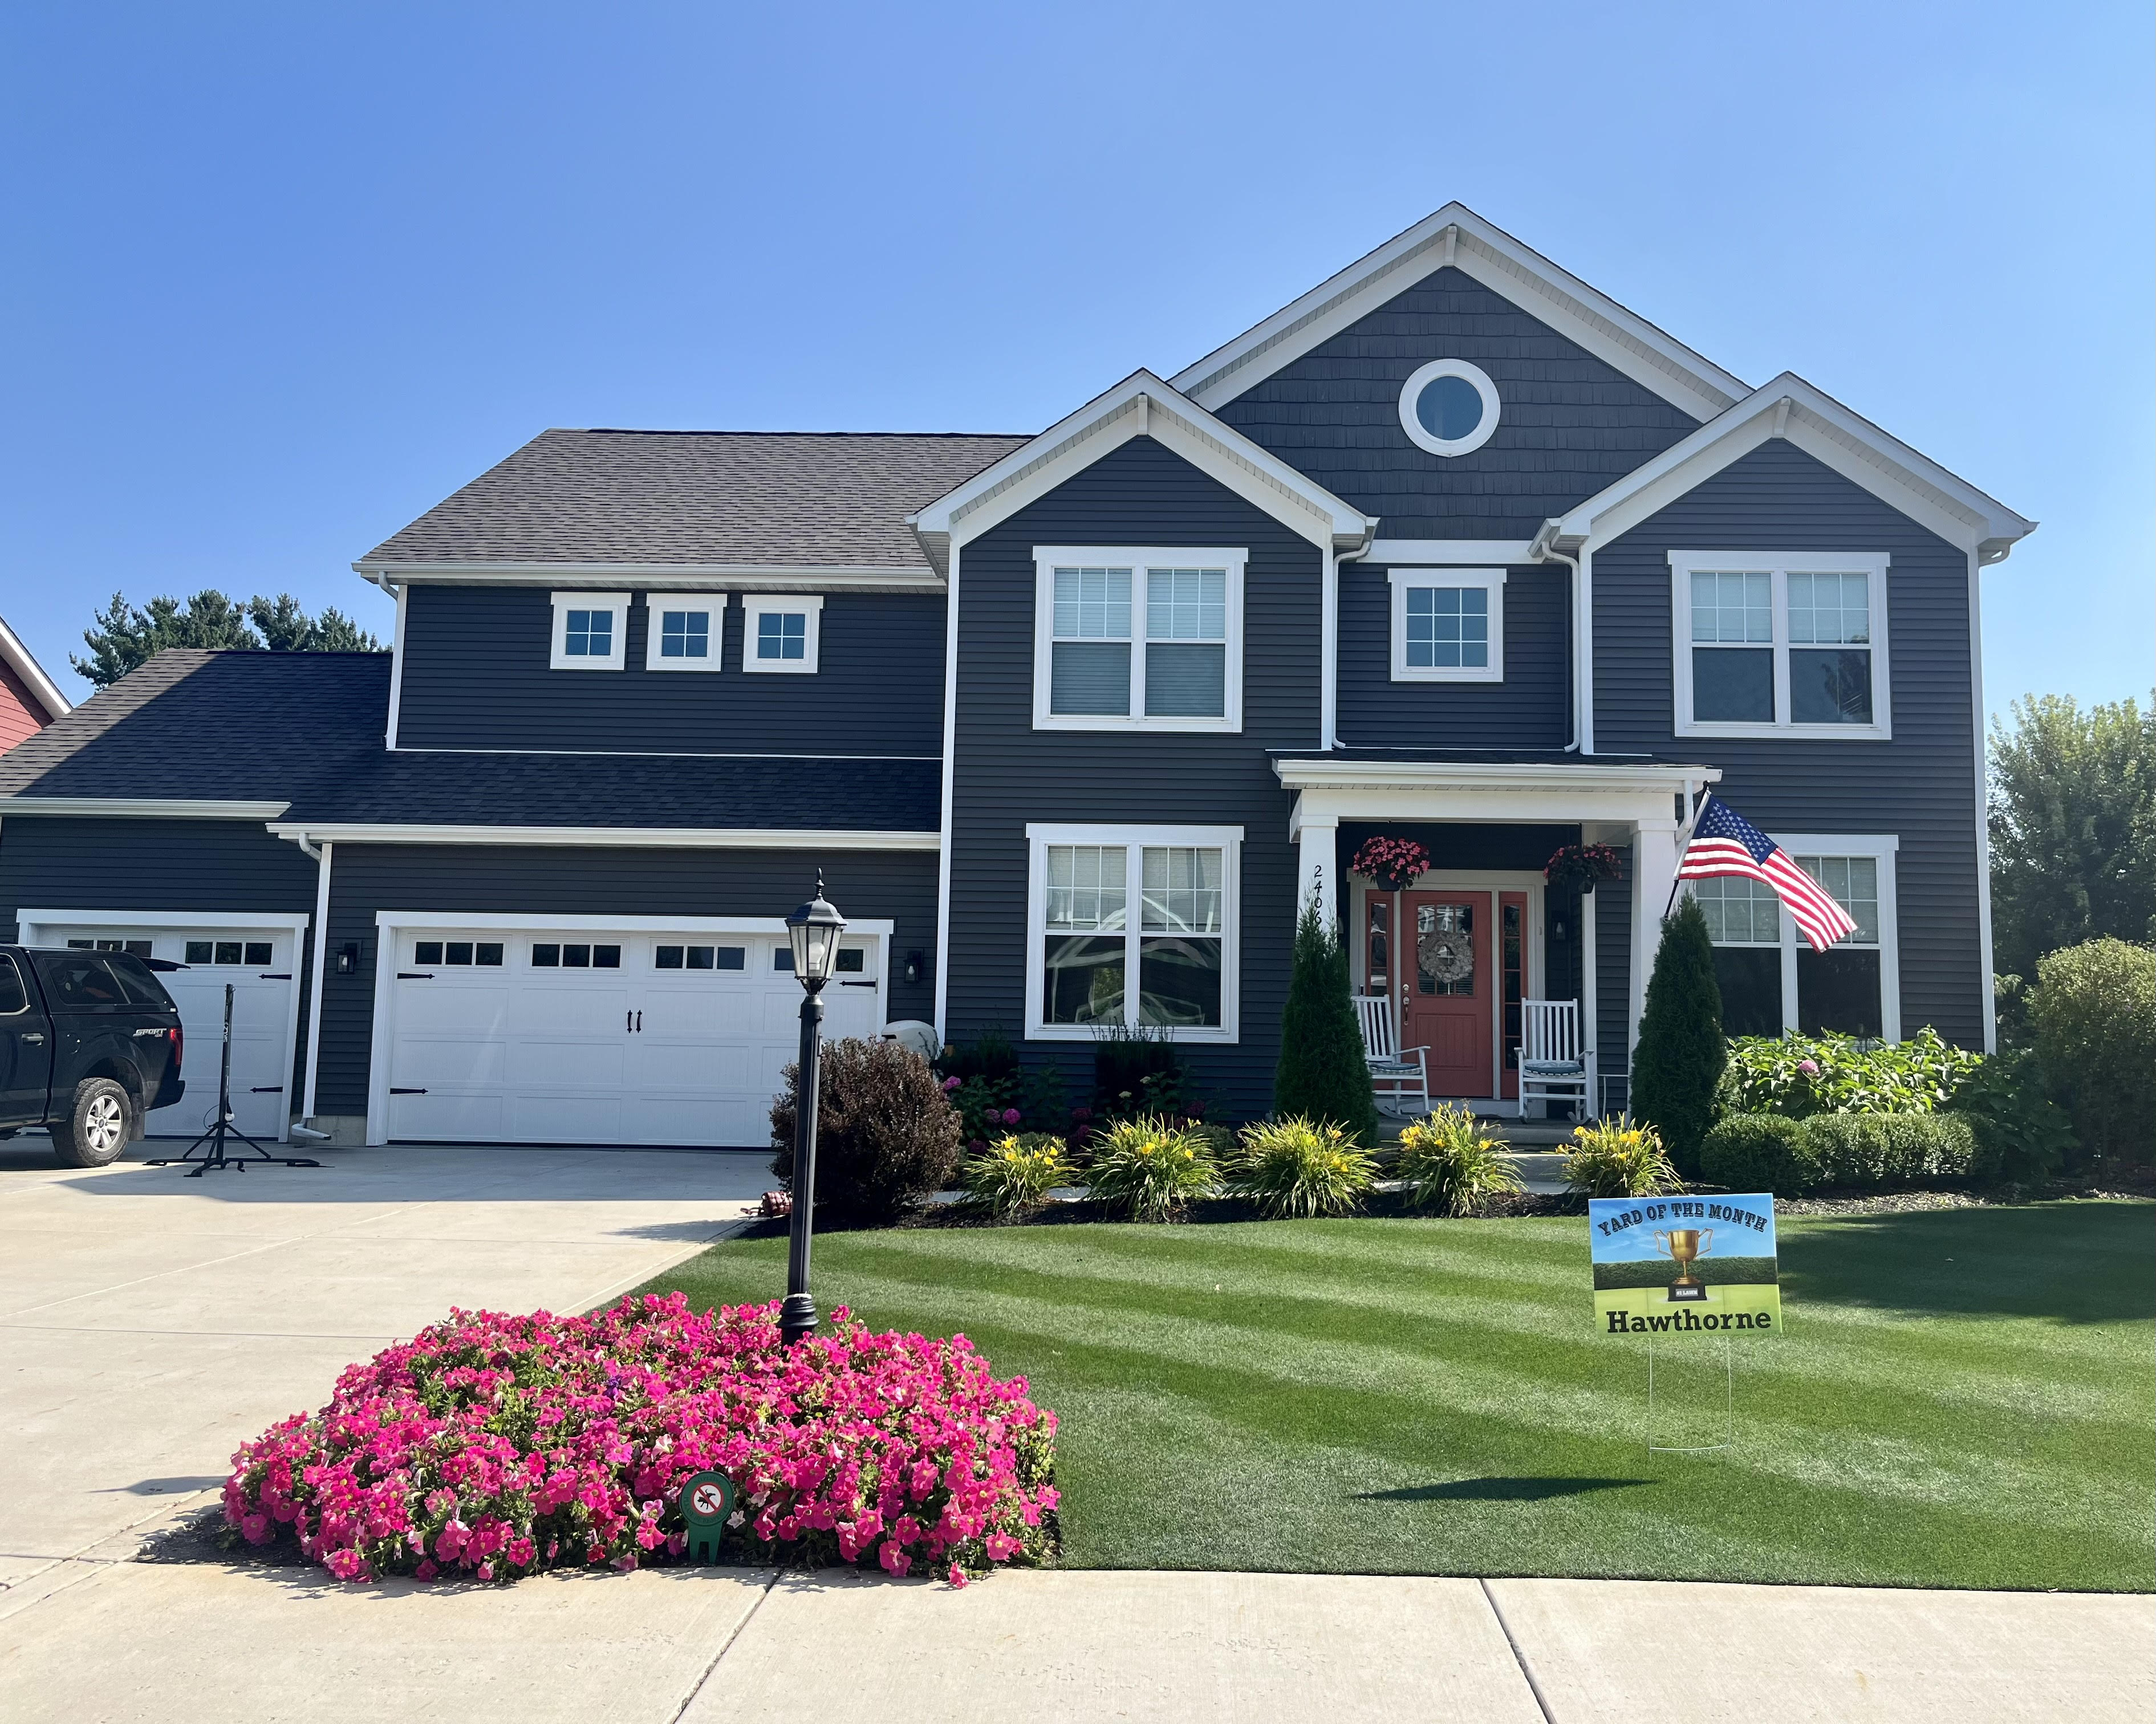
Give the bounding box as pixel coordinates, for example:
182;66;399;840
1030;547;1246;733
1669;551;1892;739
1022;822;1243;1044
740;593;823;674
1387;567;1505;682
1398;357;1501;458
1686;832;1901;1042
642;594;728;673
549;591;630;671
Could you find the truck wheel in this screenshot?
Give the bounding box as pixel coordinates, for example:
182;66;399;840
54;1079;132;1168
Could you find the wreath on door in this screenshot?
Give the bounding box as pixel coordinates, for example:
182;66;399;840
1418;923;1475;984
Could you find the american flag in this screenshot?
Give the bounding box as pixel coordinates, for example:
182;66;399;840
1676;795;1859;952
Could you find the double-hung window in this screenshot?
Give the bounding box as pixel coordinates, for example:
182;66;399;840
1670;552;1890;737
1687;835;1899;1040
1032;548;1245;730
642;596;726;672
740;594;823;673
1388;567;1504;682
549;592;630;670
1025;824;1241;1042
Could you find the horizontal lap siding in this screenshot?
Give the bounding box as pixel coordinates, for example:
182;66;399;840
395;585;946;757
1596;847;1634;1076
1212;266;1700;541
947;437;1319;1120
1594;441;1984;1044
314;844;939;1115
1338;562;1570;746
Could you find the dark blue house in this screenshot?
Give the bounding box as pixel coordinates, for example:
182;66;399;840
0;206;2033;1148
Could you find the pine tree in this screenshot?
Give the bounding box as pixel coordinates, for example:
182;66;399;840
1273;895;1378;1144
1630;894;1726;1177
72;590;383;688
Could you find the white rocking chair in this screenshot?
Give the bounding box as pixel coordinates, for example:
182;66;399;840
1518;999;1591;1121
1353;994;1430;1118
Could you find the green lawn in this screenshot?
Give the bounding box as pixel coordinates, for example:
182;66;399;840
642;1200;2155;1592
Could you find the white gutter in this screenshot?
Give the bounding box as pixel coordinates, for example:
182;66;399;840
0;797;291;819
261;821;940;849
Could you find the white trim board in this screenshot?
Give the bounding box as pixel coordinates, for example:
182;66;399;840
359;564;947;593
0;798;291;819
373;911;897;934
0;615;71;720
265;823;939;850
1372;539;1538;566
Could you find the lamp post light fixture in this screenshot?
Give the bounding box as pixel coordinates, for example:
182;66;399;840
779;874;846;1346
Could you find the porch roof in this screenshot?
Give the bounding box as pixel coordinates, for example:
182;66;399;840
1274;750;1719;830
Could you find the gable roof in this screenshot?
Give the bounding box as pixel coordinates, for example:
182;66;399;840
1170;204;1751;424
356;429;1028;583
0;615;70;726
908;370;1375;563
1540;372;2037;562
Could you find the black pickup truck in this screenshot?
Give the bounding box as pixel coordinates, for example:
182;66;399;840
0;945;186;1166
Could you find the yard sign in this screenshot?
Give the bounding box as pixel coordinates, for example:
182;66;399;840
1589;1194;1781;1336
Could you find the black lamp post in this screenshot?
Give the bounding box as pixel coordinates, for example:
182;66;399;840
779;874;846;1345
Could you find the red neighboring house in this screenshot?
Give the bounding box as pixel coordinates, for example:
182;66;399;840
0;617;71;751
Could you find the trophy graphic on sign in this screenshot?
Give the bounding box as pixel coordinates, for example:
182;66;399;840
1653;1227;1714;1302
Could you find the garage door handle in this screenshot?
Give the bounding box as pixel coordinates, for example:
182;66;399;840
839;979;878;987
259;972;291;979
390;1087;427;1095
398;972;434;980
249;1085;285;1093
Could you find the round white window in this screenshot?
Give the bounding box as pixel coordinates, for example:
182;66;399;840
1399;357;1500;457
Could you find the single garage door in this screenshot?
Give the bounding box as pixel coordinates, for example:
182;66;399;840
15;916;303;1142
380;924;888;1147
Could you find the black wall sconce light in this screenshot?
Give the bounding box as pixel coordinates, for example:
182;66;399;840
335;941;360;976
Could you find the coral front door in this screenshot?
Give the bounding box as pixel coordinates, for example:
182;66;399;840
1403;893;1492;1098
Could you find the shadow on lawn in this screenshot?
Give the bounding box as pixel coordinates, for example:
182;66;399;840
1356;1478;1651;1503
1781;1202;2156;1324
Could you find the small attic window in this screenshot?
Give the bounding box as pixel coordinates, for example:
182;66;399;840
1399;358;1500;457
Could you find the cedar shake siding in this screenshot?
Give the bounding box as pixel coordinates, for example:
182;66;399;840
945;436;1321;1118
393;584;947;757
1211;265;1702;541
1593;439;1985;1045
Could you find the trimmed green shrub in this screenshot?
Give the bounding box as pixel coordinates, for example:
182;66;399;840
1794;1112;1978;1190
1948;1047;2076;1185
1229;1117;1376;1218
770;1038;964;1223
1083;1115;1221;1221
1395;1103;1522;1215
1698;1114;1824;1195
1630;897;1725;1176
1716;1027;1982;1119
2032;938;2156;1169
1273;896;1379;1145
957;1133;1073;1218
1563;1116;1684;1197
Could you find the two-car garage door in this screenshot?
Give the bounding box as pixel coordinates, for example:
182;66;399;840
376;921;888;1148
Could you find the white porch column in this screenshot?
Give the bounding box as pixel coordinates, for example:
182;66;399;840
1293;811;1339;937
1628;818;1682;1051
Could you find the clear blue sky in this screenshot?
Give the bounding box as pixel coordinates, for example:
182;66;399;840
5;1;2149;722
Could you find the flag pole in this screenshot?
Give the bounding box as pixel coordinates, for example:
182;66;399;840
1662;784;1710;921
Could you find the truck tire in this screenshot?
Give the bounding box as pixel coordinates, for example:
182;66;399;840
54;1078;132;1168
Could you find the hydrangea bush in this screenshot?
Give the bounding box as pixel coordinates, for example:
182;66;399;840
1716;1027;1981;1120
224;1292;1058;1587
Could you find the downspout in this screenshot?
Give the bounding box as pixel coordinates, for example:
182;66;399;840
1329;537;1374;749
279;830;334;1140
1529;523;1584;751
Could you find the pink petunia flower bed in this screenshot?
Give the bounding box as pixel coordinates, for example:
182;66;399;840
223;1292;1058;1587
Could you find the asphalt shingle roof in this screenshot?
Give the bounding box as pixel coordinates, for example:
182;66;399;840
359;430;1029;571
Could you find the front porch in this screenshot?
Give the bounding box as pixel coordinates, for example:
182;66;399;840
1275;750;1720;1119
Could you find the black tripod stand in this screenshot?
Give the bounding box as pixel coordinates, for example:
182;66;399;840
147;983;320;1176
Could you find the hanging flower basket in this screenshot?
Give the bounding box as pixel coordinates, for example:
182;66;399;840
1350;835;1432;892
1544;842;1623;894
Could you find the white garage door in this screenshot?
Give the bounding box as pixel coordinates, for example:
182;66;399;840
15;918;301;1142
381;925;887;1148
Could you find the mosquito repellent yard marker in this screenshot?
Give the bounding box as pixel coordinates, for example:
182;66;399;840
680;1470;736;1564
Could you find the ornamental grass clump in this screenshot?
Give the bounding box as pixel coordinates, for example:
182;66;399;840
959;1133;1072;1218
1395;1103;1523;1215
1564;1116;1685;1197
223;1292;1058;1588
1083;1115;1220;1221
1230;1117;1376;1217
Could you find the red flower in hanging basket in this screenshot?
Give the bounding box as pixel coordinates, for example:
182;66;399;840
1350;836;1432;890
1544;843;1623;892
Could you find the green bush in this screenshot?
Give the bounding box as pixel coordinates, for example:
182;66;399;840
957;1133;1073;1218
1630;897;1725;1177
1947;1047;2076;1185
940;1030;1072;1149
1091;1024;1193;1125
1698;1115;1824;1195
1273;896;1378;1145
1794;1112;1978;1191
1563;1116;1684;1198
770;1038;964;1223
1717;1026;1982;1119
1083;1115;1221;1221
1395;1103;1522;1215
2032;938;2156;1170
1229;1117;1376;1218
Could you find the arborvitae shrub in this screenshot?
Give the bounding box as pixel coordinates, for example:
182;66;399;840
1273;896;1378;1145
1630;896;1726;1177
